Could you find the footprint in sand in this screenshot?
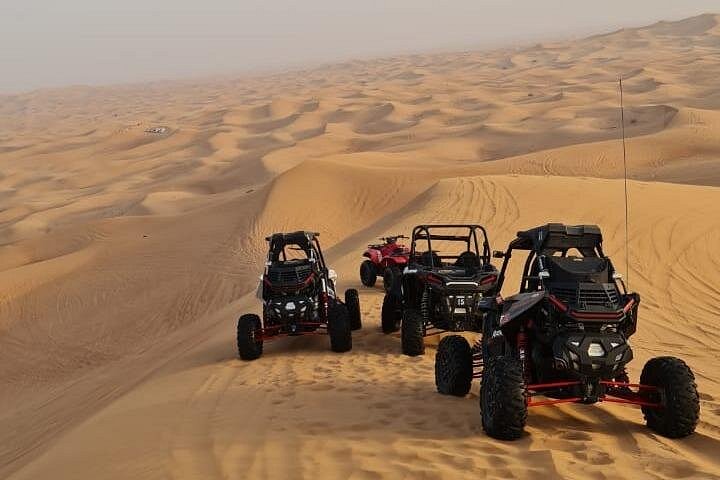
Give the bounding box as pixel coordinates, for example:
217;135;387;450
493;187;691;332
347;422;374;432
303;420;331;433
444;419;466;431
484;454;509;467
586;450;613;465
558;430;592;441
309;382;334;391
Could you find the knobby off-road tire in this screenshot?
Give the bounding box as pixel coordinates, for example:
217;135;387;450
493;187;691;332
640;356;699;438
401;308;425;356
328;303;352;353
480;355;527;440
420;287;433;328
381;293;402;333
237;314;263;360
383;266;401;293
345;289;362;331
435;335;473;396
360;260;377;287
481;312;503;361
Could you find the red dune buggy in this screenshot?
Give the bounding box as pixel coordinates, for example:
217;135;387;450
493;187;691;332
359;235;410;292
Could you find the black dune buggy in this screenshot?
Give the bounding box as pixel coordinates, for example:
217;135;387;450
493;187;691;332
236;231;361;360
435;223;700;440
381;225;498;356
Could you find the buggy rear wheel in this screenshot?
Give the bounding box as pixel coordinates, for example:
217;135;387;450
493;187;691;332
640;356;699;438
435;335;473;396
381;293;402;333
328;303;352;353
345;288;362;331
360;260;377;287
480;355;527;440
401;308;425;356
237;314;263;360
383;266;401;293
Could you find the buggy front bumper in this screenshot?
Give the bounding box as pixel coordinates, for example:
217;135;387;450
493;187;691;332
265;296;319;333
552;332;633;378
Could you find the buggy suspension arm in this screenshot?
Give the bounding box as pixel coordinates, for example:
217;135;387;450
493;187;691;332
525;380;662;408
260;322;326;341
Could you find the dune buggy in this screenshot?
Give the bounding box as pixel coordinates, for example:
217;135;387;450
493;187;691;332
359;234;410;292
381;225;498;356
236;231;361;360
435;224;699;439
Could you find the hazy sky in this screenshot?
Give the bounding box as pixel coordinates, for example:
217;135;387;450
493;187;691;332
1;1;717;93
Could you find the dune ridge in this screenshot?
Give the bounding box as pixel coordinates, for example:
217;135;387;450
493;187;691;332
1;13;720;480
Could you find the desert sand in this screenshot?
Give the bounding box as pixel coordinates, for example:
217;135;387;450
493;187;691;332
1;13;720;480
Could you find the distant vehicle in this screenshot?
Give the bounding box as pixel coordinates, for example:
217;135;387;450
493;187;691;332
144;126;169;134
381;224;498;355
236;231;361;360
435;224;699;440
359;235;410;292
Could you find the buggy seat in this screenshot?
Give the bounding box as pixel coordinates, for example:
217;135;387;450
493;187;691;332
546;256;610;284
418;251;442;268
454;251;480;268
266;260;314;288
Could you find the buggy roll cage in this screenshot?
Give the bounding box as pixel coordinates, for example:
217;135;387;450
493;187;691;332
265;231;328;274
409;225;491;268
494;223;622;293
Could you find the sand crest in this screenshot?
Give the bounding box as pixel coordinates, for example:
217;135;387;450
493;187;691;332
1;13;720;480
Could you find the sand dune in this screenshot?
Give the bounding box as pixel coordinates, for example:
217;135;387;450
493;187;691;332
1;13;720;480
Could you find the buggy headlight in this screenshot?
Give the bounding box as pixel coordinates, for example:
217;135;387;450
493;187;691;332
587;342;605;357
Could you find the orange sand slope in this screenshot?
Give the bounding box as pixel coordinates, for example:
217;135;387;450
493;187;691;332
1;13;720;480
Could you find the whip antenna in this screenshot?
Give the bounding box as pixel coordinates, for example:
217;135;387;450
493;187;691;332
619;77;630;286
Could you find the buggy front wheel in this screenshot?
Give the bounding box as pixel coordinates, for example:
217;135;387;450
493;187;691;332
383;266;401;293
345;288;362;331
401;308;425;356
640;356;699;438
381;294;402;333
480;355;527;440
237;314;263;360
435;335;473;396
328;303;352;353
